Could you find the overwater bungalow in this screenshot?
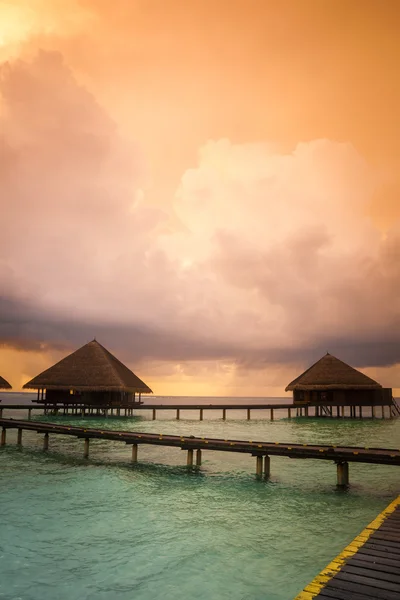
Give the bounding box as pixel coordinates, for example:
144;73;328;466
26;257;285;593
286;352;393;408
23;340;152;408
0;375;12;399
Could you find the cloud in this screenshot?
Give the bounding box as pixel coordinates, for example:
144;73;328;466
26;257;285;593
1;50;399;384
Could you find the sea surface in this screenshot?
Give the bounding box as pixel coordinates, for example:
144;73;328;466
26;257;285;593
1;392;399;600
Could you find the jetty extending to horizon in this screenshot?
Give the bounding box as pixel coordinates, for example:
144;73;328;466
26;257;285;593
1;418;400;486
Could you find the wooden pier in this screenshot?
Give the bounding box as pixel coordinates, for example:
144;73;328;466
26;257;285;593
0;401;399;421
294;495;400;599
1;418;400;484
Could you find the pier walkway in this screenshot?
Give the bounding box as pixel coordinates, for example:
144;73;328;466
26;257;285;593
1;418;400;483
295;495;400;600
1;401;399;420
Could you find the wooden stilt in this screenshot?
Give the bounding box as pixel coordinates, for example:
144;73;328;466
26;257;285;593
152;409;156;420
0;408;3;418
176;409;180;420
371;405;376;419
199;409;203;421
131;444;138;463
288;408;291;418
337;461;349;487
222;408;226;420
43;433;49;451
256;455;263;479
247;408;251;421
1;428;6;446
187;448;194;467
196;449;202;466
28;409;32;421
336;406;340;418
264;455;270;480
359;406;363;418
84;438;90;458
305;406;309;417
381;405;385;419
270;408;274;421
17;429;22;446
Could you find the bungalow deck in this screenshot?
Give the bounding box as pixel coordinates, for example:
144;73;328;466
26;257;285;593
294;495;400;600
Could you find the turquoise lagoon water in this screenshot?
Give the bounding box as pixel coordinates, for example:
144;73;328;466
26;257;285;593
0;397;399;600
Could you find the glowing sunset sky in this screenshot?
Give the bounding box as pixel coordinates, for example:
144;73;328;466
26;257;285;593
0;0;399;395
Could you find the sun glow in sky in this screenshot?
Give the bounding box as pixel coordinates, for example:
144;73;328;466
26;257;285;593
0;0;399;395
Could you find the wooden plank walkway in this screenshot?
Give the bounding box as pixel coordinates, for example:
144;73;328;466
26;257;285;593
1;418;400;482
0;402;396;420
294;495;400;600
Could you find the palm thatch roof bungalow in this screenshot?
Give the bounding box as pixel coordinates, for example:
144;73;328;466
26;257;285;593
0;375;12;390
23;340;152;407
0;375;12;403
286;352;392;407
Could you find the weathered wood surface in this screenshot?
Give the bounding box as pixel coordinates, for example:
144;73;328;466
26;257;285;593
1;418;400;465
295;497;400;600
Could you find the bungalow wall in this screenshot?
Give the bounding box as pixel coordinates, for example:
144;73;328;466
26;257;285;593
44;389;139;406
293;388;393;406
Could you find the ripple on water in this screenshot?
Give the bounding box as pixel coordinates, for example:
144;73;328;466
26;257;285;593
0;416;399;600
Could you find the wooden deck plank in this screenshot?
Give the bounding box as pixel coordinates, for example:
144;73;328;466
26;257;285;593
341;564;400;584
326;578;400;600
294;497;400;600
357;547;400;561
348;555;400;572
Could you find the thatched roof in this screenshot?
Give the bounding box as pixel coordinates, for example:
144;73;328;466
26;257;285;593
23;340;153;393
0;375;11;390
285;353;382;391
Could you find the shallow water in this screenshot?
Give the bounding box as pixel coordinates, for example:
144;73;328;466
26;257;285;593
1;404;399;600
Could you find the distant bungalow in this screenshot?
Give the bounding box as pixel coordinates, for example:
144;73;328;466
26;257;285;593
23;340;152;407
0;375;12;400
286;352;393;408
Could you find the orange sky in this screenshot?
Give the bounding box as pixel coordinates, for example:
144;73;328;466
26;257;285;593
0;0;399;395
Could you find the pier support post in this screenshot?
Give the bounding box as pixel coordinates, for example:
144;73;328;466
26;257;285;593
176;409;180;420
381;405;385;419
152;409;156;420
337;462;349;487
305;406;309;417
196;449;202;467
1;428;6;446
84;438;90;459
187;448;194;468
264;455;270;480
28;409;32;421
0;408;2;418
247;409;251;421
131;444;138;463
199;409;203;421
222;408;226;420
43;433;49;451
359;406;363;418
256;455;263;479
270;408;274;421
17;429;22;446
371;405;376;419
288;408;291;418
